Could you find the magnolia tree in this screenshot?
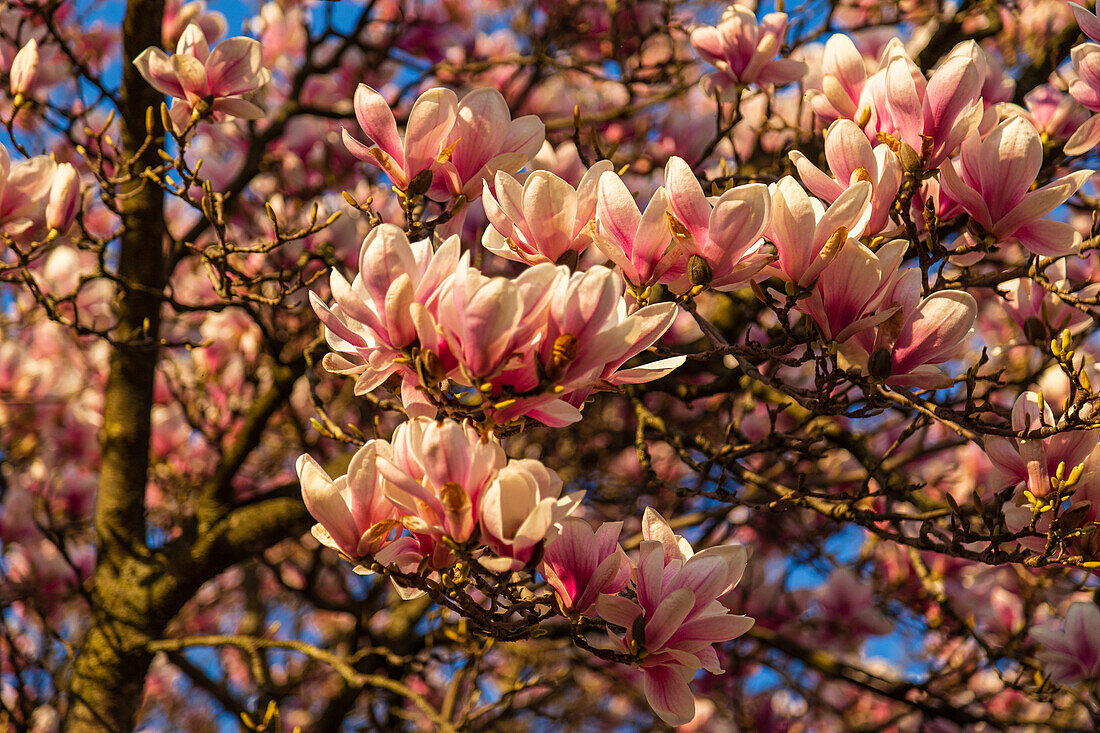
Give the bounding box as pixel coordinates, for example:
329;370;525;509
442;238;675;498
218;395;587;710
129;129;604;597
7;0;1100;730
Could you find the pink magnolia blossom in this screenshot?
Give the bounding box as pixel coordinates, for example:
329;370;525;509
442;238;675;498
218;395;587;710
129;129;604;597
429;87;545;200
798;238;908;343
939;117;1092;256
540;518;632;615
45;163;80;235
134;24;270;134
1070;2;1100;43
689;4;807;96
595;509;753;726
342;85;458;192
1032;602;1100;687
377;417;506;545
664;156;773;291
9;38;37;97
764;176;872;288
592;171;681;288
789;118;902;236
0;146;56;236
481;162;612;265
811;33;868;121
1065;42;1100;154
478;459;584;571
162;0;227;47
842;270;977;388
1000;262;1097;342
984;390;1100;501
1023;85;1091;141
297;441;401;560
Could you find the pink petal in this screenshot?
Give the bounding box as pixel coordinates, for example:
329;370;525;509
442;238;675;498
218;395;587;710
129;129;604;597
205;37;265;96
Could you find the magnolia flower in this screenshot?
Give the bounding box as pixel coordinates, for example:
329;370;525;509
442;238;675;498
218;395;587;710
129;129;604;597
764;176;871;288
596;509;752;727
811;34;868;121
482;163;612;265
134;24;270;134
841;270;977;388
1000;263;1097;342
46;163;80;235
297;441;401;560
1065;43;1100;155
592;171;681;288
984;391;1099;501
1032;602;1100;687
789;118;902;236
1070;2;1100;44
1024;85;1091;141
162;0;227;47
939;117;1092;256
9;39;38;98
377;417;506;544
342;85;458;192
540;518;632;615
0;146;57;236
664;156;773;291
430;87;545;200
690;4;807;96
478;459;584;571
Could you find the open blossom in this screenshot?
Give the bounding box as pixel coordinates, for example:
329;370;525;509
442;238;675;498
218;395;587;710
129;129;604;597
789;118;902;236
134;24;270;134
541;518;632;615
595;509;753;726
478;459;584;571
162;0;227;47
689;4;807;95
1000;262;1098;342
482;162;613;265
342;85;458;192
592;171;680;288
297;441;401;560
0;146;57;237
1024;85;1091;141
1032;602;1100;688
664;156;772;291
9;38;38;97
841;269;977;388
939;117;1092;257
764;176;871;288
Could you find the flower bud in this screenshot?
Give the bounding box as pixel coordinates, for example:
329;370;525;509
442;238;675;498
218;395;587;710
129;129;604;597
868;348;893;380
897;141;922;176
9;38;38;97
688;254;712;287
46;163;81;235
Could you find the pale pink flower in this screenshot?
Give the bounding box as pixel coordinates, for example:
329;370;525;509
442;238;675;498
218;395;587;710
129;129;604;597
1065;42;1100;154
592;171;681;288
813;568;892;645
162;0;227;47
45;163;80;235
944;40;1015;107
482;163;612;265
297;442;401;560
133;24;270;134
478;459;584;571
377;417;506;545
842;270;977;388
540;518;632;615
531;140;588;185
1023;85;1091;141
811;33;869;121
664;156;773;291
764;176;872;288
0;147;56;236
430;87;545;200
342;85;458;192
690;4;807;96
1000;262;1097;341
595;509;753;727
1032;602;1100;687
9;38;37;97
939;117;1092;256
790;118;902;236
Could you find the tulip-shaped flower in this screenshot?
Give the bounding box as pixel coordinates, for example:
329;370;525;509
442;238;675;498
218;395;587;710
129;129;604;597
482;163;613;266
541;518;632;615
46;163;80;236
1032;602;1100;688
664;156;772;291
0;146;57;237
592;171;681;288
134;23;270;134
595;509;753;727
797;238;908;343
478;459;584;572
342;84;458;193
939;117;1093;257
430;87;545;200
841;269;977;388
789;118;902;236
764;176;872;288
9;38;38;99
297;441;401;561
377;417;506;545
689;4;807;96
310;224;459;403
1065;42;1100;155
811;34;868;122
984;391;1100;502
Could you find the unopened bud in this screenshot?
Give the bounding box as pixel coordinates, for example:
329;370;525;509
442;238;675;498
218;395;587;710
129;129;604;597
688;253;712;287
9;38;38;97
555;249;580;269
868;348;893;380
897;142;922;175
46;163;81;235
1023;316;1047;344
407;168;433;197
